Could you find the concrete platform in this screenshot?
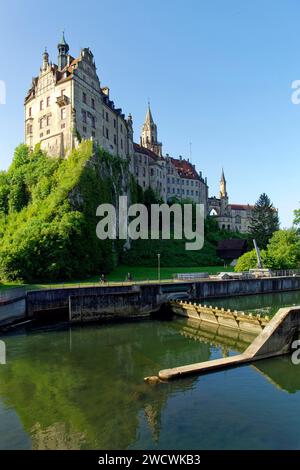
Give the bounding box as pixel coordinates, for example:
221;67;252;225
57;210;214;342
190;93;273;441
145;306;300;382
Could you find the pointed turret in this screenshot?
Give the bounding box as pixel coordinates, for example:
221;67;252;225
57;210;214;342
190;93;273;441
42;48;49;72
140;102;162;156
57;32;69;71
145;102;154;125
219;168;228;199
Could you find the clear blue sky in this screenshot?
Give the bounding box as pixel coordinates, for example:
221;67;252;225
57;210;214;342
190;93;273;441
0;0;299;226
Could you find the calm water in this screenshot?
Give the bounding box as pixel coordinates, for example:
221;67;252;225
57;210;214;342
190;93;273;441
0;291;300;450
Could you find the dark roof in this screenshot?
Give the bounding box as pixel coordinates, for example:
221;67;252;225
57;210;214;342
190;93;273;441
133;143;163;161
217;238;247;260
218;239;247;250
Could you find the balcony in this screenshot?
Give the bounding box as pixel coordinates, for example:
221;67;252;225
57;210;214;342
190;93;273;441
56;95;69;107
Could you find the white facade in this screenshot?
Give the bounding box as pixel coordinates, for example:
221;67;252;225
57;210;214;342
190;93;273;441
25;38;133;159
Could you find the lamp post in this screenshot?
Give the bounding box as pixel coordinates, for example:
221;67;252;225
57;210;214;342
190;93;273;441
157;253;161;282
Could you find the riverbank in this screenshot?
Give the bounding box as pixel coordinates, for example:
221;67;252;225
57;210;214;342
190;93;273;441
0;265;232;291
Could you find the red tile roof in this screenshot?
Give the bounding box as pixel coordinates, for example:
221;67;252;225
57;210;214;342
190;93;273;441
169;157;200;180
230;204;254;211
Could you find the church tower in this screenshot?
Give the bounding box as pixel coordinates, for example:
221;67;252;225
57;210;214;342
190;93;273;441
219;168;228;199
57;32;69;71
140;103;162;156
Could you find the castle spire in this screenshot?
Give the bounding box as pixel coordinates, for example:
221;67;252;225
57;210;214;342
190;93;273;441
145;101;154;125
140;103;162;156
219;168;228;199
57;31;69;71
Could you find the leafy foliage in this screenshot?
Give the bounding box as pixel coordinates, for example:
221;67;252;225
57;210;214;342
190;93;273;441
0;142;132;282
294;207;300;229
235;229;300;271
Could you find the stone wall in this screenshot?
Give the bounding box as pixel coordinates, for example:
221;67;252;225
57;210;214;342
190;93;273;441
194;276;300;299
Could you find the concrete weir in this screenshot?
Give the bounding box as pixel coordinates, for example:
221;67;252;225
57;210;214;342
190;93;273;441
171;300;269;334
150;306;300;382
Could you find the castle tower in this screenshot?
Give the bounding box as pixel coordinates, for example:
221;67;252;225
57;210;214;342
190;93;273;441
140;103;162;157
219;168;228;199
42;48;49;72
57;32;69;71
219;168;228;214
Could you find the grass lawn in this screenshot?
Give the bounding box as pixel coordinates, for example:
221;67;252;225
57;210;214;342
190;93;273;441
0;265;233;291
106;265;233;281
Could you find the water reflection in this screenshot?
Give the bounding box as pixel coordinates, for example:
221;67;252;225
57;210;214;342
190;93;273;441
211;290;300;317
0;289;300;450
0;320;209;449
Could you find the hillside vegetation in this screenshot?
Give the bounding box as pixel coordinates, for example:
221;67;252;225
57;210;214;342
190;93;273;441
0;141;134;282
0;142;246;282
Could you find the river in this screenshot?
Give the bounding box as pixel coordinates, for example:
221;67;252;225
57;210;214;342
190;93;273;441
0;290;300;449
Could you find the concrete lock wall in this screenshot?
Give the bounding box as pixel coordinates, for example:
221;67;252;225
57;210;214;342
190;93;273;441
69;285;161;322
194;276;300;299
26;285;140;318
27;284;162;322
25;276;300;323
70;291;150;322
0;299;26;325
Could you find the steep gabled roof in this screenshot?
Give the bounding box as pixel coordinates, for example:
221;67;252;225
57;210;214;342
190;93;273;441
169;157;201;180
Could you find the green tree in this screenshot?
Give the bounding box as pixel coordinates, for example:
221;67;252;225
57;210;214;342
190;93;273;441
235;249;268;271
0;171;10;214
267;229;300;269
294;207;300;229
249;193;279;249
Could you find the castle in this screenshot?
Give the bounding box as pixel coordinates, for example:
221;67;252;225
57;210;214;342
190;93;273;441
24;35;253;233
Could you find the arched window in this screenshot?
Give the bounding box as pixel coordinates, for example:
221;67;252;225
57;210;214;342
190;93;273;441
209;208;218;216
